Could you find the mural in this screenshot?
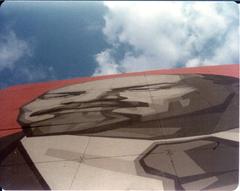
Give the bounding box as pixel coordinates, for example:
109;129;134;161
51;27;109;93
19;74;238;139
136;137;239;190
0;71;239;190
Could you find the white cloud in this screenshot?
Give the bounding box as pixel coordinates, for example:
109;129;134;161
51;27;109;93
186;58;202;68
0;30;31;71
94;1;239;75
93;49;119;75
0;30;56;85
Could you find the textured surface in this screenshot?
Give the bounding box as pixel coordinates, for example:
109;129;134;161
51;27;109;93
18;74;239;140
0;64;239;190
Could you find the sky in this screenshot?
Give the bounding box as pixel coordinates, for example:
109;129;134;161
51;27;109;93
0;1;239;89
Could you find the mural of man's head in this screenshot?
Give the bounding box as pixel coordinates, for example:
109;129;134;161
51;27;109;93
18;74;239;139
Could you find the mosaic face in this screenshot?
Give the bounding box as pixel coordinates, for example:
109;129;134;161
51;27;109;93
18;74;239;139
1;71;239;190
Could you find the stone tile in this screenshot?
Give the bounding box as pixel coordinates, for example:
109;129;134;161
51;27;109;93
0;141;50;190
70;157;165;190
30;111;107;134
182;75;233;107
204;171;239;191
160;118;184;138
51;78;115;93
149;88;197;116
144;138;238;183
183;147;238;173
182;176;218;190
208;184;239;191
85;119;165;140
150;140;215;154
213;95;239;133
112;75;148;89
179;113;221;137
35;160;79;190
213;128;239;142
141;152;176;176
145;74;182;85
0;142;28;166
171;151;205;177
182;171;239;191
144;75;212;122
0;132;24;153
117;91;153;111
0;132;24;166
0;163;49;190
83;155;138;175
21;135;89;163
84;137;154;159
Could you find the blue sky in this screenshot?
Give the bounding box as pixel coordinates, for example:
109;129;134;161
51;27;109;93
0;1;239;89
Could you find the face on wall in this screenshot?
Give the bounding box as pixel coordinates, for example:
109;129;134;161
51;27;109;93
18;74;239;139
